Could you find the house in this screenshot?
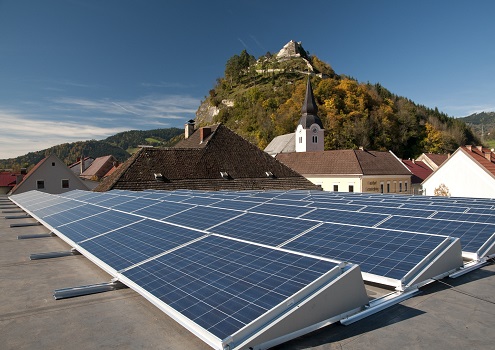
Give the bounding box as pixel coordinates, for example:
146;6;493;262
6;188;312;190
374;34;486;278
94;123;320;192
276;149;412;193
80;155;118;180
9;154;89;195
422;145;495;198
402;159;433;195
0;171;24;194
68;156;94;175
416;153;449;170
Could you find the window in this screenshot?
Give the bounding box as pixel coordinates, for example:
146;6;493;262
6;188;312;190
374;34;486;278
312;135;318;143
380;183;384;193
405;182;408;192
399;182;403;192
37;180;45;189
62;179;69;188
52;162;55;166
299;137;302;143
387;182;390;193
349;185;354;192
333;184;339;192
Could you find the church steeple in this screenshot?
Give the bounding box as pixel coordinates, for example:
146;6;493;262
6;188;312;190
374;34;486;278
295;76;324;152
298;77;323;129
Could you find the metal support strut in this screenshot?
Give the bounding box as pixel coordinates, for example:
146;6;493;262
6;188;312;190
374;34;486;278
30;248;81;260
53;279;127;300
18;232;56;240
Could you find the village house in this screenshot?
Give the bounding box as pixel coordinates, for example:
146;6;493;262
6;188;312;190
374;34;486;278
402;159;433;195
422;145;495;198
9;154;89;195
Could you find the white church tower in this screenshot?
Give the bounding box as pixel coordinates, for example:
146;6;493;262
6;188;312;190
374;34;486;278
295;77;324;152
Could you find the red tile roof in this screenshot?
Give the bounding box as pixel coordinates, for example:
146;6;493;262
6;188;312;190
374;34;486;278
80;155;117;179
460;146;495;178
402;160;433;184
9;157;49;194
276;149;411;176
421;153;449;167
0;172;19;187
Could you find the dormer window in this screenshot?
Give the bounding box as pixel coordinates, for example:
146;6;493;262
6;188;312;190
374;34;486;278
220;171;230;179
154;173;164;181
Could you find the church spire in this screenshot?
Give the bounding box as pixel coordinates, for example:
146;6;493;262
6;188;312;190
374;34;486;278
298;77;323;129
302;77;318;117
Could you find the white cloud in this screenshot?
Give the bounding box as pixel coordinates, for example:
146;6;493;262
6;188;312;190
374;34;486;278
0;110;129;159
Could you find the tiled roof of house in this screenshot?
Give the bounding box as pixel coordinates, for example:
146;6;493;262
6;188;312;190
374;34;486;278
80;155;117;180
276;149;411;176
460;145;495;178
423;153;449;167
94;124;320;192
0;172;19;187
402;160;433;184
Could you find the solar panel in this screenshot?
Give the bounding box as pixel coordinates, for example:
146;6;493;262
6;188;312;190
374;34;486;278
164;206;242;230
282;223;449;280
376;216;495;253
181;196;222;206
79;219;205;271
248;203;314;218
301;208;389;226
132;201;193;220
309;201;364;211
56;210;141;243
431;211;495;224
110;198;161;213
209;212;319;246
122;235;338;340
360;206;436;218
42;204;105;228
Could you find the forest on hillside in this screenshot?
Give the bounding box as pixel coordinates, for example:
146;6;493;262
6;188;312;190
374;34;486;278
0;128;183;171
199;49;478;159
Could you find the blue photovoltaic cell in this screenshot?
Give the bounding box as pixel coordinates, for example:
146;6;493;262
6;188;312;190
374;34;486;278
91;194;137;207
360;206;436;218
181;197;222;206
400;202;468;213
70;191;109;202
376;216;495;253
348;200;402;208
122;235;337;340
209;199;260;211
56;189;89;199
79;219;205;271
301;208;389;227
56;210;140;243
32;199;84;218
283;223;447;280
42;204;105;227
164;206;242;230
465;207;495;215
431;211;495;225
210;213;318;246
111;198;160;213
267;198;313;207
248;203;314;218
132;201;193;220
309;201;364;211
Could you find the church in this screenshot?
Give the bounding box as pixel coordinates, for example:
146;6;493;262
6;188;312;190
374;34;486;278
265;78;412;194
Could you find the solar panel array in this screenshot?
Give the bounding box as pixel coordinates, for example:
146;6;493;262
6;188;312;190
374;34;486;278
11;188;495;349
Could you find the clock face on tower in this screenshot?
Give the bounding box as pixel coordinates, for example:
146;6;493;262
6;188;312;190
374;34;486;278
312;127;318;133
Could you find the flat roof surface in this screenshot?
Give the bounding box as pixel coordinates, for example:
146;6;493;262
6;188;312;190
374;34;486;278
1;194;495;350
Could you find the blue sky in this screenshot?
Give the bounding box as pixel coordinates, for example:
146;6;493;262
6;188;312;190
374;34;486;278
1;0;494;159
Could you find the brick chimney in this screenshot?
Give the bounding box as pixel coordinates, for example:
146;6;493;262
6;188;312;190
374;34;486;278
466;145;472;151
185;119;195;139
200;127;211;143
476;145;483;151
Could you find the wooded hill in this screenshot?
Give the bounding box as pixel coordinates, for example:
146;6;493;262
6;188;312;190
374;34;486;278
459;111;495;142
196;43;478;159
0;128;183;171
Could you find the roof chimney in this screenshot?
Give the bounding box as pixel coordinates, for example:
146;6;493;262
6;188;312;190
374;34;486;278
200;127;211;143
185;119;195;139
466;145;472;151
80;154;85;174
476;145;483;151
484;151;492;162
